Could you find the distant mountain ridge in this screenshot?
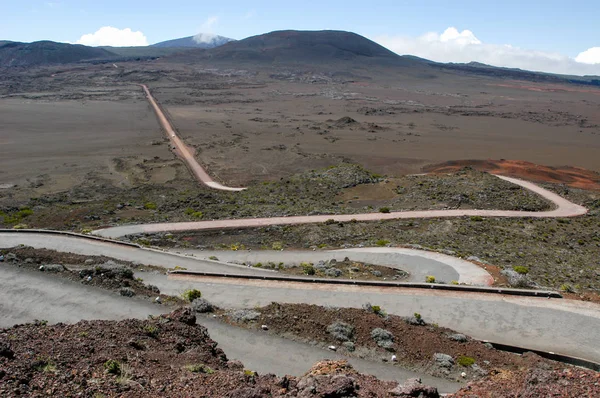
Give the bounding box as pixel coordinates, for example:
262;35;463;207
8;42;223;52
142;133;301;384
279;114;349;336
163;30;423;68
152;34;234;49
0;41;115;67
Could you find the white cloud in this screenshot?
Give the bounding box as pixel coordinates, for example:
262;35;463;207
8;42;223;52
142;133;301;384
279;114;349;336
194;16;219;44
76;26;148;47
374;27;600;76
576;47;600;65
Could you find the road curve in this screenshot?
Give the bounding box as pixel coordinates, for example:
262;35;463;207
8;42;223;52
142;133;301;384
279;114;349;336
141;84;246;192
93;175;588;238
2;231;600;363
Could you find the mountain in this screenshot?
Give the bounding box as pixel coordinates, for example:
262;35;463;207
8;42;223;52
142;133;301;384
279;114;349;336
152;34;234;49
0;41;116;67
163;30;422;68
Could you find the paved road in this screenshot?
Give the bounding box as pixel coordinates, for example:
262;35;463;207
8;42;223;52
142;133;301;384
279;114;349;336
3;231;600;363
143;272;600;363
141;84;245;192
0;233;491;284
175;247;493;285
0;263;460;393
93;175;587;238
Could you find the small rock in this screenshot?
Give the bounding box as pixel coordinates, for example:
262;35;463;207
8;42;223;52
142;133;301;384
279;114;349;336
389;378;439;397
86;276;93;282
119;287;135;297
5;253;17;262
261;324;269;330
449;333;468;342
391;355;397;362
39;265;45;271
461;372;467;378
24;258;34;264
328;345;337;351
84;259;95;265
155;297;162;304
433;353;454;368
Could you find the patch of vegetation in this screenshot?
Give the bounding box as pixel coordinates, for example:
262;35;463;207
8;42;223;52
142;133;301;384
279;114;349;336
375;239;390;247
425;275;436;283
184;208;204;219
182;289;202;302
208;256;218;261
143;202;157;210
104;360;122;375
301;262;316;275
183;363;215;374
327;321;355;342
271;241;284;250
457;356;476;367
371;328;394;350
470;216;484;222
379;207;391;213
513;266;530;275
143;324;159;338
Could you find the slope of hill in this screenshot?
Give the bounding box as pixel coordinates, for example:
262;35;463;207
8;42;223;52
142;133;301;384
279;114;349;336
99;46;187;58
152;34;234;48
0;41;116;67
164;30;424;69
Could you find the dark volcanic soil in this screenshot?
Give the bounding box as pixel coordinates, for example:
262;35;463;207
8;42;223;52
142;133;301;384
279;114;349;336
0;308;410;397
222;303;556;382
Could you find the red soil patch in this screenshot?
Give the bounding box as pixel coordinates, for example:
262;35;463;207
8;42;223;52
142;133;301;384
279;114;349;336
423;159;600;190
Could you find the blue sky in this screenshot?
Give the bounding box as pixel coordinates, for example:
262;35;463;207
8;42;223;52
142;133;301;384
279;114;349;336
2;1;600;74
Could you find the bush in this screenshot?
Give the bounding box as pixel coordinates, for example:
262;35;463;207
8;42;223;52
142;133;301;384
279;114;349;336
182;289;202;302
209;256;219;261
379;207;391;214
271;241;284;250
143;324;159;338
375;239;390;247
371;328;394;349
513;266;530;275
301;262;316;275
185;208;204;219
425;275;436;283
470;216;484;222
183;363;214;374
324;219;336;225
327;321;355;342
104;360;122;375
143;202;157;210
560;284;575;293
457;356;476;367
191;298;214;313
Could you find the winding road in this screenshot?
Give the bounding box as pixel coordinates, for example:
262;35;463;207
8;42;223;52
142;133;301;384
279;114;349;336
93;174;587;238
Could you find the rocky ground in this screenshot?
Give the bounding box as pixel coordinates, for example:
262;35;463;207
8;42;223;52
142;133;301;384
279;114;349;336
0;308;416;397
219;303;558;383
0;167;551;233
228;257;408;281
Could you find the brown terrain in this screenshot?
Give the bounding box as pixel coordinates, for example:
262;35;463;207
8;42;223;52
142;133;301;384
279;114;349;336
425;159;600;190
2;30;600;397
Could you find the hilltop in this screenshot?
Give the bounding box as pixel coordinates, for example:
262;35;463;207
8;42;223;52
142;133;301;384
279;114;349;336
0;41;115;67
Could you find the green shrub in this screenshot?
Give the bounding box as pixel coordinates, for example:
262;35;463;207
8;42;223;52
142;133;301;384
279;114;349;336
560;284;575;293
513;266;530;275
208;256;219;261
324;219;336;225
271;241;284;250
143;324;159;338
425;275;436;283
379;207;391;214
457;356;476;367
253;262;263;268
413;312;422;321
371;305;382;314
144;202;157;210
17;208;33;218
182;289;202;302
470;216;484;222
302;262;315;275
183;364;214;374
104;360;122;375
375;239;390;247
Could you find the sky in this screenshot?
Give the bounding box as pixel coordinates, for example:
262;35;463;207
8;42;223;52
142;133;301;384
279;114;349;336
2;0;600;75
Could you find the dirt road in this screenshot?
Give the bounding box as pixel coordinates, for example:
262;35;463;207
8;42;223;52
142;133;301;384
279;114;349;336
141;84;245;191
94;175;588;238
